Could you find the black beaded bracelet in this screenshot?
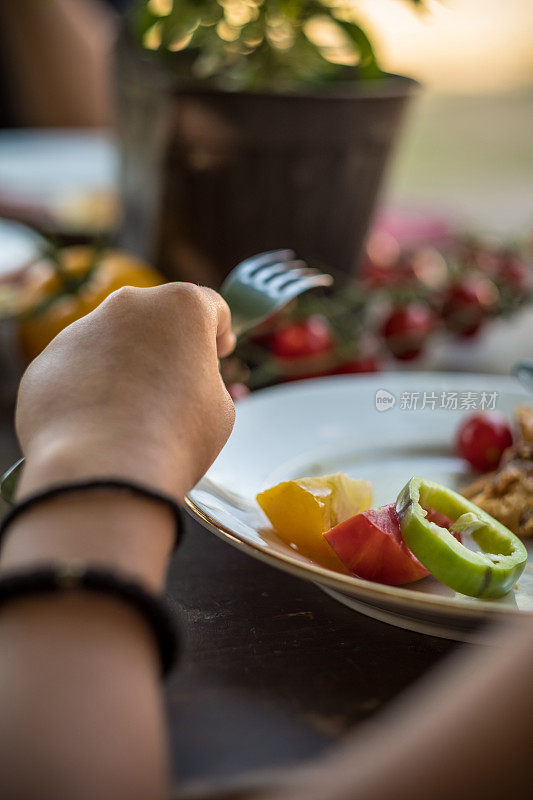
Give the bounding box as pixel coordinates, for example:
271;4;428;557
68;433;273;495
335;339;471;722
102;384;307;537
0;478;185;551
0;563;179;676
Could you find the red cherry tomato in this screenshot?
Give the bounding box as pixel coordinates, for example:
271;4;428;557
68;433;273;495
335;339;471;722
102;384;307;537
380;303;434;361
441;276;497;338
270;315;334;359
456;412;513;472
324;504;429;585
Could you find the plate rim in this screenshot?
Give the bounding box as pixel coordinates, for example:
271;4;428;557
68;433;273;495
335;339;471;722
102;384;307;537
185;498;531;623
187;372;532;622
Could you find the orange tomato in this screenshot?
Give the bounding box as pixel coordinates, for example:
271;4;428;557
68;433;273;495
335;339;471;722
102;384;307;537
18;246;164;361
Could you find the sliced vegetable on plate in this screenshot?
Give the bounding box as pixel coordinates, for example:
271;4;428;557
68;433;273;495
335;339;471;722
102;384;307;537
324;503;430;585
257;467;528;599
397;477;527;599
257;473;372;570
324;503;457;586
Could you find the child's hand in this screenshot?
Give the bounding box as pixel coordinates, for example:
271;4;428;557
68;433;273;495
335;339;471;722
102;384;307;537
15;283;236;499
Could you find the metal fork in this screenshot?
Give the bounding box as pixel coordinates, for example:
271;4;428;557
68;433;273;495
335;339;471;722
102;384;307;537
221;249;333;336
0;251;333;502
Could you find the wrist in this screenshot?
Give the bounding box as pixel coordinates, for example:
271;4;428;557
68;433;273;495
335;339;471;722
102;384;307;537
18;430;193;502
0;486;177;590
3;437;189;589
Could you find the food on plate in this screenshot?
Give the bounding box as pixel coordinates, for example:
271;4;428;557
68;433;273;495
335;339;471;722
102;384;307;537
324;504;456;586
397;477;527;598
456;411;513;472
324;504;430;585
462;406;533;537
256;459;528;597
515;405;533;442
257;473;373;569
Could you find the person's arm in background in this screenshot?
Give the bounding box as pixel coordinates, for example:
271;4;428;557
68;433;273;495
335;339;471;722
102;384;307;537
0;0;115;126
0;283;236;800
266;615;533;800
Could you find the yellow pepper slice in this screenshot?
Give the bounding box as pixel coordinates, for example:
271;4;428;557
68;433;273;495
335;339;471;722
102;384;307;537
257;473;373;570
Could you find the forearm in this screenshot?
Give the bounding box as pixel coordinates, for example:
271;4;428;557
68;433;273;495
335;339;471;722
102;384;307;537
0;444;180;800
269;618;533;800
0;593;169;800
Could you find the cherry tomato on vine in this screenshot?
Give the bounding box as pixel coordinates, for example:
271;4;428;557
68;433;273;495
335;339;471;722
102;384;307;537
270;315;335;359
380;303;435;361
441;276;497;338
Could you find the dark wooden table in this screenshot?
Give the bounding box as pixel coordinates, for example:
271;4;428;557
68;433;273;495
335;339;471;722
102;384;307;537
166;514;462;797
0;405;462;799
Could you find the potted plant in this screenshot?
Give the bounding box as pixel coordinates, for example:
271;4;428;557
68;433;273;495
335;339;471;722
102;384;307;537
116;0;422;284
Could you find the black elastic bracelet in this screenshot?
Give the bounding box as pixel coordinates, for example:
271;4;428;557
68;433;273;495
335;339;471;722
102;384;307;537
0;563;178;676
0;478;185;551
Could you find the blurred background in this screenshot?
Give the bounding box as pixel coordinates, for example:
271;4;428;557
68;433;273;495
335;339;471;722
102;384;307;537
364;0;533;235
0;0;531;400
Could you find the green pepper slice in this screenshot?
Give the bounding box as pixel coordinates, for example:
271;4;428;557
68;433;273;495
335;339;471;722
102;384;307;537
396;477;527;599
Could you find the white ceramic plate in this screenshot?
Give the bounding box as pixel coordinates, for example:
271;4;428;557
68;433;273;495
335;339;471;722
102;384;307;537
186;373;533;641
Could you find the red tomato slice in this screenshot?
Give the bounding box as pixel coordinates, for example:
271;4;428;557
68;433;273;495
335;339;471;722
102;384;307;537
324;503;429;585
324;504;460;585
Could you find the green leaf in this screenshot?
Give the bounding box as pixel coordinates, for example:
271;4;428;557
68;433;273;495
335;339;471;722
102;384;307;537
335;19;382;79
131;0;416;86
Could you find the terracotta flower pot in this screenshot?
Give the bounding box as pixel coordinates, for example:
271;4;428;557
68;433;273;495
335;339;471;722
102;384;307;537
115;31;418;286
